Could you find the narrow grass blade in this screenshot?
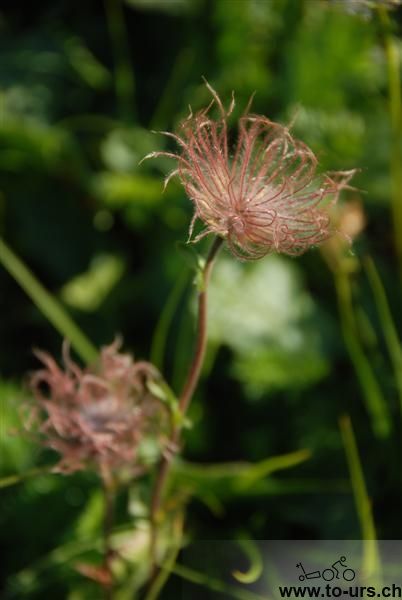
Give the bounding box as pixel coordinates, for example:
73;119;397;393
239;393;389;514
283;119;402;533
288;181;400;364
150;269;189;370
364;256;402;411
335;271;391;438
0;238;98;364
0;467;52;489
339;415;381;581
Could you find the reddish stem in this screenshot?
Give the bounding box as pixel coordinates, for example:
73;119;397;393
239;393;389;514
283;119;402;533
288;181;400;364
149;236;223;568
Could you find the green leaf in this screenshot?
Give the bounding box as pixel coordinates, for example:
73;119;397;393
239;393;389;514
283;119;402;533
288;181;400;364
100;127;158;172
0;467;51;490
64;37;110;89
170;449;312;503
92;172;164;208
232;539;263;584
0;382;36;474
147;378;190;430
74;491;104;538
60;254;125;312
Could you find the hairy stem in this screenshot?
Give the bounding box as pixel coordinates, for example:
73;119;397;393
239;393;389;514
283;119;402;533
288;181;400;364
149;236;223;573
178;236;224;414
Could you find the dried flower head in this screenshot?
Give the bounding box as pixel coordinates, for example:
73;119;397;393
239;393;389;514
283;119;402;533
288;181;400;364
27;339;169;482
145;83;355;260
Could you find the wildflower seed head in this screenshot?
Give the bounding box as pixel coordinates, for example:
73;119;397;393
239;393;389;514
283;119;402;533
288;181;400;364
27;339;169;482
146;83;355;260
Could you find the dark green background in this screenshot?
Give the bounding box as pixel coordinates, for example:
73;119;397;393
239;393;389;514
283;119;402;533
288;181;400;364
0;0;401;598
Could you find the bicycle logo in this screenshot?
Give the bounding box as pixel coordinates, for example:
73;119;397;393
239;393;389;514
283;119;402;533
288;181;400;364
296;556;355;582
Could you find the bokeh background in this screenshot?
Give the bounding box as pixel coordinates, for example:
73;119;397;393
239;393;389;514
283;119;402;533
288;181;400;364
1;0;401;598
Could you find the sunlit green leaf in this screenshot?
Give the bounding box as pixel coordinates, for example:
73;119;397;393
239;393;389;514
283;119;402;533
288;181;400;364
64;37;111;89
170;449;312;503
60;254;125;312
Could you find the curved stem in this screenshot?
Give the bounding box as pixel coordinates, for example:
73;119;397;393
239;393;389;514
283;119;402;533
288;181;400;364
148;236;223;573
178;235;223;414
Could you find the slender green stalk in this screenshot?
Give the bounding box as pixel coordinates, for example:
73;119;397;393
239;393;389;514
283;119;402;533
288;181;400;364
0;467;52;489
339;415;381;581
0;237;98;364
334;270;390;438
364;256;402;412
150;269;189;370
378;6;402;277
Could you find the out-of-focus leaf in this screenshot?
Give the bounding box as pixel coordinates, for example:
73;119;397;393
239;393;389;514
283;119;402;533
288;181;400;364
170;449;312;503
232;539;263;584
212;0;273;104
291;106;365;165
233;346;329;398
0;84;52;124
0;382;38;475
60;254;125;312
0;120;82;173
92;172;165;207
101;127;158;173
0;468;52;489
64;37;111;90
74;491;104;538
146;378;187;428
287;5;381;111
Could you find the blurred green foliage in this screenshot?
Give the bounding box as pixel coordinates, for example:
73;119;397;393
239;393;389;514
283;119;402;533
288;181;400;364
0;0;401;598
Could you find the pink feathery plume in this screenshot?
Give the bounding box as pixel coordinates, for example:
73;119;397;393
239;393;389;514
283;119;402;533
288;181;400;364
144;81;355;260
